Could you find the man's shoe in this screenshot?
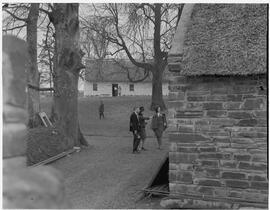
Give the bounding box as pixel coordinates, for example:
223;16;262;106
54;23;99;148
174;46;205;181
141;147;147;151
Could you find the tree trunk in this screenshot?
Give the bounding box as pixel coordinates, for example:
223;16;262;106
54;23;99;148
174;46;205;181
27;3;40;128
51;4;85;149
78;125;88;146
150;4;166;111
150;64;166;111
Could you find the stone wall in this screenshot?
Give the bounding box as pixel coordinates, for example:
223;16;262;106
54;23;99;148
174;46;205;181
3;35;69;208
166;73;268;208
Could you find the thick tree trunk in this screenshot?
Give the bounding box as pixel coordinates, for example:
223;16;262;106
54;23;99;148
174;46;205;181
27;3;40;128
51;4;85;148
150;64;166;111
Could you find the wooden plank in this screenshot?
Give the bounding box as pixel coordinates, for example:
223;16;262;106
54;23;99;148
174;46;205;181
30;148;76;167
38;112;53;127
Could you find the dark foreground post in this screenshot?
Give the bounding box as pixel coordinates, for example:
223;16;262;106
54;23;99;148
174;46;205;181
3;35;70;208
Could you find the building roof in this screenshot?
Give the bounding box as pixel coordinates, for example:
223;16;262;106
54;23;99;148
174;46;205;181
85;59;170;83
169;4;267;76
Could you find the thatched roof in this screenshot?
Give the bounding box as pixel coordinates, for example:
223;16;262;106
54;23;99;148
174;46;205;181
85;59;170;82
169;4;267;76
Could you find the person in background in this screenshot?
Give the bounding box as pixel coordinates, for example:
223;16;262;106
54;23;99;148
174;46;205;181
138;106;150;151
99;100;105;119
118;86;122;96
151;106;167;150
130;107;141;154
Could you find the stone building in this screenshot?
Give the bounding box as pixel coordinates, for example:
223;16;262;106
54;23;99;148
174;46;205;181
165;4;268;209
84;59;169;96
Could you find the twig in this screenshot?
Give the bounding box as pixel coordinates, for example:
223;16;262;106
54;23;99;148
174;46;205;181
2;24;26;31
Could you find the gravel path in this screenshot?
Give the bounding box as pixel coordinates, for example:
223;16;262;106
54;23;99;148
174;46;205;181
51;134;169;209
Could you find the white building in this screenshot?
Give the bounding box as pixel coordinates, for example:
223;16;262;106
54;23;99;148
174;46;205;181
84;59;169;97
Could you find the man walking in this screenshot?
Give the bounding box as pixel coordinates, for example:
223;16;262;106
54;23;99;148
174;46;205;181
99;100;105;119
138;106;150;151
130;107;141;154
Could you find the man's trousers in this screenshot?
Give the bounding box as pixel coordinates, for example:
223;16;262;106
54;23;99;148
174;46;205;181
133;132;141;152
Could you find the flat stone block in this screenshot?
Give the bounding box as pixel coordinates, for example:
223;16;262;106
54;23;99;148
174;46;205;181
227;94;243;101
220;160;238;169
203;102;224;110
225;180;249;189
198;160;219;168
253;111;267;118
242;98;265;110
236;119;258;126
194;178;222;187
227;111;254;119
238;162;267;171
224;102;242;110
206;110;227;118
197;186;214;196
169;133;211;143
221;172;246;180
233;154;251;161
187;96;206;101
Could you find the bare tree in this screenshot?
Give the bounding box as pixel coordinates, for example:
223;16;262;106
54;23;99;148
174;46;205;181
80;16;111;80
81;3;183;110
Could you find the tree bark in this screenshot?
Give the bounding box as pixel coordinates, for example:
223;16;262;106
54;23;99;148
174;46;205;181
27;3;40;128
150;4;166;111
150;64;166;111
51;4;85;148
78;124;88;146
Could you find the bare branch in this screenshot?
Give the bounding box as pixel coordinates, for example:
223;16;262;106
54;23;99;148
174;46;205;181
109;48;124;56
3;8;28;22
113;59;150;83
2;24;26;31
139;5;155;24
108;4;152;70
16;25;25;37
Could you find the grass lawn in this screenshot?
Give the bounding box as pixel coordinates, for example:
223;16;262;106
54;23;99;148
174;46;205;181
30;96;170;208
78;96;168;137
28;96;168;165
40;95;168;137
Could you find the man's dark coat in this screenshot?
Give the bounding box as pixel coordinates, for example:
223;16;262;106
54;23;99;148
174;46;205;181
130;112;140;132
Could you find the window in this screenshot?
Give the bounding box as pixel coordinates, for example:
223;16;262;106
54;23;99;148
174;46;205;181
93;83;98;91
129;84;134;91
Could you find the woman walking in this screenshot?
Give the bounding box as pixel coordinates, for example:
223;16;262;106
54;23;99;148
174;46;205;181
138;106;150;151
151;106;167;150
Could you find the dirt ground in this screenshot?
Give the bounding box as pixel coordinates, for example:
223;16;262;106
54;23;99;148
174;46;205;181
51;136;168;208
46;96;169;208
